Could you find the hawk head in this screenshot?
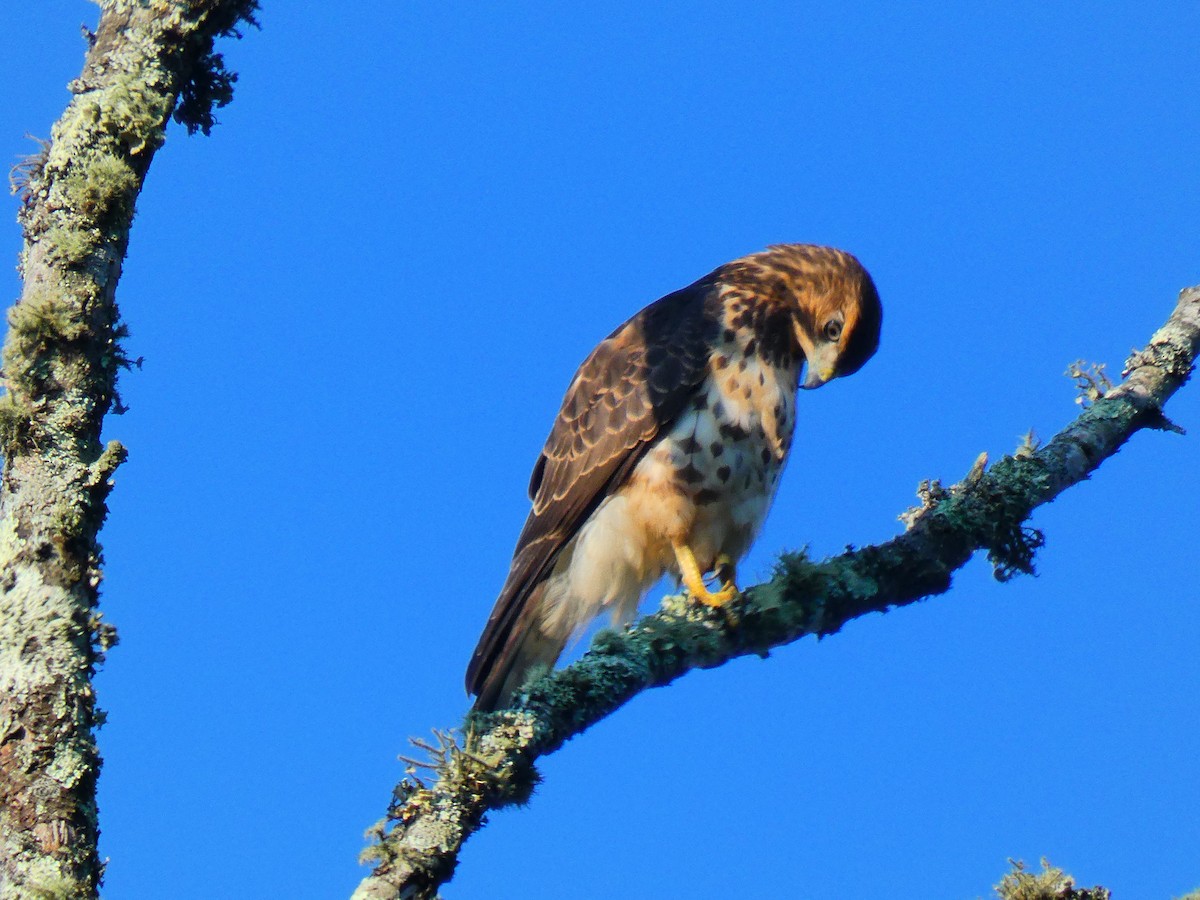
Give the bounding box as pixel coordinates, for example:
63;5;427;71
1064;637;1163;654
721;243;883;390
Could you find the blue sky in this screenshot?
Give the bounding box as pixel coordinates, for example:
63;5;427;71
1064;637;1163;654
3;3;1199;898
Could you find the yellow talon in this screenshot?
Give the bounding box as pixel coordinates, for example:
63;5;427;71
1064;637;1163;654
673;543;740;607
713;553;738;594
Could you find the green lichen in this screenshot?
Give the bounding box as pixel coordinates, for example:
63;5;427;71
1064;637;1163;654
986;521;1045;581
174;2;261;135
59;154;138;219
0;393;34;455
1125;333;1196;380
174;49;239;135
47;501;86;544
966;454;1050;581
5;288;88;359
24;873;83;900
772;547;822;595
46;743;90;790
2;286;96;408
41;226;99;268
89;611;119;660
88;440;127;487
66;76;172;159
761;549;834;636
995;858;1109;900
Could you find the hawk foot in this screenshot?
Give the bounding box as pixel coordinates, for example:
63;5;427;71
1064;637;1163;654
673;543;741;608
713;553;737;593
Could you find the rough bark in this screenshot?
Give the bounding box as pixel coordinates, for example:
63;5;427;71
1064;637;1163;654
353;286;1200;900
0;4;256;897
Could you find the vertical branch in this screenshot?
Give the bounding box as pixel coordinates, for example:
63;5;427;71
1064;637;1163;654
0;3;257;896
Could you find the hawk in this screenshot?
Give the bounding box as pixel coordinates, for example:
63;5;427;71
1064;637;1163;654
467;244;882;710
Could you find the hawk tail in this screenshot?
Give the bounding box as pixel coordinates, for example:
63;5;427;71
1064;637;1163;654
468;580;569;712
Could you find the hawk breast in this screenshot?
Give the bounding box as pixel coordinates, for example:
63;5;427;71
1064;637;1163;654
619;317;800;575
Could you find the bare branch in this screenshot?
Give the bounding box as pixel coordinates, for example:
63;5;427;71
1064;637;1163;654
0;3;257;896
353;285;1200;899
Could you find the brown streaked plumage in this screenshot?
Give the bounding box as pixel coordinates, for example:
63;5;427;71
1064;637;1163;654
467;244;882;711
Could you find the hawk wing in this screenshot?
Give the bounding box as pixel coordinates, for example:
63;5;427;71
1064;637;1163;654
466;279;718;703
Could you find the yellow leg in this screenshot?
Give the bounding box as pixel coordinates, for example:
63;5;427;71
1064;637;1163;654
673;543;740;607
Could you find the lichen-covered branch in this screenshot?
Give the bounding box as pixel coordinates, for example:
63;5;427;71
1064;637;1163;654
995;858;1111;900
354;286;1200;900
0;4;257;897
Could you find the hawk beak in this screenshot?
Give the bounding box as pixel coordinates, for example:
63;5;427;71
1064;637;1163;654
800;341;839;390
802;365;835;390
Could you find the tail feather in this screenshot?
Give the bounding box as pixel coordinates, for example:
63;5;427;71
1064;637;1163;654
468;581;570;711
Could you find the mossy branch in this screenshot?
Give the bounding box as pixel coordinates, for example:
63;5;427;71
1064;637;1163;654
0;4;256;897
353;285;1200;900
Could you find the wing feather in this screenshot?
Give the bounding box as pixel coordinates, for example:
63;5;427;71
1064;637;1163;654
466;279;718;703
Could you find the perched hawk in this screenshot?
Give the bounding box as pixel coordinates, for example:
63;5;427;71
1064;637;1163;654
467;244;882;710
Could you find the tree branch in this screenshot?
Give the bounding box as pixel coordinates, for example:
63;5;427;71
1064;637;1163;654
353;285;1200;900
0;3;256;897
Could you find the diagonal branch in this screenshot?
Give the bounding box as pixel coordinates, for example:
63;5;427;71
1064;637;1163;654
0;4;257;897
353;285;1200;900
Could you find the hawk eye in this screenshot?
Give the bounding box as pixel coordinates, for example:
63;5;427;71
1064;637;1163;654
823;319;843;342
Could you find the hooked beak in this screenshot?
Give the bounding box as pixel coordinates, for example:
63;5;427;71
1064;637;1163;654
797;333;839;390
802;363;835;390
